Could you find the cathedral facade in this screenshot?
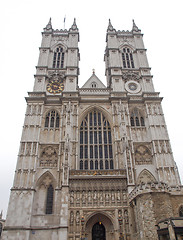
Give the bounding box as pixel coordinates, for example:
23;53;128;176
2;19;183;240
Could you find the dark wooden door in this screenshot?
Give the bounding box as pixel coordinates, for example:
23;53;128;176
92;222;106;240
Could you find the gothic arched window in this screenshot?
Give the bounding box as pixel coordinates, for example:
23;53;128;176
122;47;135;69
46;184;54;214
130;108;145;127
91;82;97;88
45;110;60;129
52;46;65;69
79;110;113;170
179;206;183;217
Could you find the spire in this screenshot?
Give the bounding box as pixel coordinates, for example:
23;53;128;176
44;18;53;32
132;19;141;32
69;18;78;31
107;19;116;32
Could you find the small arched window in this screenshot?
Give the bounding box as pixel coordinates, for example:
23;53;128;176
46;184;54;214
130;108;145;127
79;110;113;170
91;82;97;88
179;206;183;217
45;110;60;129
122;47;135;69
53;46;65;69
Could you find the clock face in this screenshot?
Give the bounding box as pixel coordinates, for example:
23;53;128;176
128;83;137;91
125;80;141;94
47;82;64;94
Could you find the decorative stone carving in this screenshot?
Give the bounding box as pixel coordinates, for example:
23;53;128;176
70;211;74;225
124;209;129;223
135;145;152;165
137;169;156;184
32;142;37;155
70;191;74;204
122;71;141;82
25;143;32;156
20;142;25;155
76;211;80;225
47;70;65;83
39;145;58;167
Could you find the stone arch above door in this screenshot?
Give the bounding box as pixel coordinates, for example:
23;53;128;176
85;212;116;240
137;169;156;184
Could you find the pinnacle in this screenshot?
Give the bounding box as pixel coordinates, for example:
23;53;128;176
132;19;141;32
44;17;53;31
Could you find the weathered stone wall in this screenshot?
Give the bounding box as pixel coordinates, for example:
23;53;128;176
135;193;159;240
153;192;173;221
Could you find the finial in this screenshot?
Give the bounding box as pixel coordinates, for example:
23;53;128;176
0;210;2;219
132;19;141;32
92;69;95;74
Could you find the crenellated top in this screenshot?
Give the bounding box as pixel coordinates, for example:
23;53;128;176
107;19;141;36
43;18;79;36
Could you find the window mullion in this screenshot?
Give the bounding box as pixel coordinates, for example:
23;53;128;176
101;114;105;167
87;113;89;167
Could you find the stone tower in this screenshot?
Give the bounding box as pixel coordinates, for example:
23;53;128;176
2;19;183;240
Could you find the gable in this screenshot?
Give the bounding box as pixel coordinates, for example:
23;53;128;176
81;73;106;88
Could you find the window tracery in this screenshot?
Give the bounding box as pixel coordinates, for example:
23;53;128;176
45;110;60;129
52;46;65;69
122;47;135;69
79;110;113;170
130;108;145;127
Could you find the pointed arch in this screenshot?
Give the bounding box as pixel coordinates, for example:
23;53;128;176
130;107;145;127
78;105;113;127
51;44;66;69
44;109;60;129
119;44;135;69
33;171;56;215
119;43;136;52
137;169;156;184
51;42;67;52
79;107;113;170
36;171;56;189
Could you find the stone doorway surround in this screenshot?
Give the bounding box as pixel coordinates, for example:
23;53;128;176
84;212;117;240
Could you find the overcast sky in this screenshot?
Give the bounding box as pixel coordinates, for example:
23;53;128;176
0;0;183;218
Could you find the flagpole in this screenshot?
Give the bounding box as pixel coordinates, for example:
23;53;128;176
64;15;66;29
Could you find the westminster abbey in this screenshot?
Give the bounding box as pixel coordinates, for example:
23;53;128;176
2;19;183;240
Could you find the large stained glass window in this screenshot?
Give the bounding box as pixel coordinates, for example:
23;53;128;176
79;110;113;170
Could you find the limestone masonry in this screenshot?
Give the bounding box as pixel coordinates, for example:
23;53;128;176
2;19;183;240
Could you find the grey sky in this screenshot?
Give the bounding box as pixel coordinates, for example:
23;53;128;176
0;0;183;218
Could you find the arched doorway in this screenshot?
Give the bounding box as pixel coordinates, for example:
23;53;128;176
92;222;106;240
85;212;116;240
